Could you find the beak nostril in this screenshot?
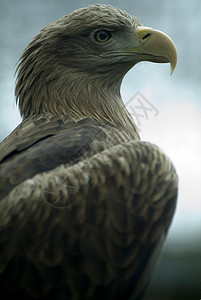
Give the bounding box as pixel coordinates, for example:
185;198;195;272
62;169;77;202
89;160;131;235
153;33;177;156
142;33;151;40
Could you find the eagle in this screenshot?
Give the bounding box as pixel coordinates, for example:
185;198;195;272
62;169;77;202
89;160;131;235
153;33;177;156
0;4;178;300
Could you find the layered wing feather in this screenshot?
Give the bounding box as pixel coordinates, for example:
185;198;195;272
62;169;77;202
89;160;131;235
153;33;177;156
0;114;177;299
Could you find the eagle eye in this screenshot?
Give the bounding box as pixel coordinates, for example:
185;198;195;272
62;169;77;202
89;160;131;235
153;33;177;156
94;30;112;43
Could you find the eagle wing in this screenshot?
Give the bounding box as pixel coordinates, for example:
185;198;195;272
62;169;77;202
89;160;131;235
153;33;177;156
0;114;177;299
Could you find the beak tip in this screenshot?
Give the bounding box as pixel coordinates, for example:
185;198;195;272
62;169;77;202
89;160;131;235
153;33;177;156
170;67;174;76
170;58;177;76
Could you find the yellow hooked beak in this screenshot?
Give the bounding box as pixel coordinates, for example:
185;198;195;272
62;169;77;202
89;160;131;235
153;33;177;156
135;26;177;75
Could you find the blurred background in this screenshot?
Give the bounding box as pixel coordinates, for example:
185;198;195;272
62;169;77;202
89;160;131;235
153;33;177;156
0;0;200;299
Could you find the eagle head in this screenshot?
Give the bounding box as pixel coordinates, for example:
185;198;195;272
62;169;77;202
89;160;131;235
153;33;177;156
15;4;177;134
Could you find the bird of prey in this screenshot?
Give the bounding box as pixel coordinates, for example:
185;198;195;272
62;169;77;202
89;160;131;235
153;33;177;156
0;4;178;300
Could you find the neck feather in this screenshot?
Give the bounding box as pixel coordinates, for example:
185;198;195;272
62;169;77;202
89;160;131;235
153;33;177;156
16;66;139;139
